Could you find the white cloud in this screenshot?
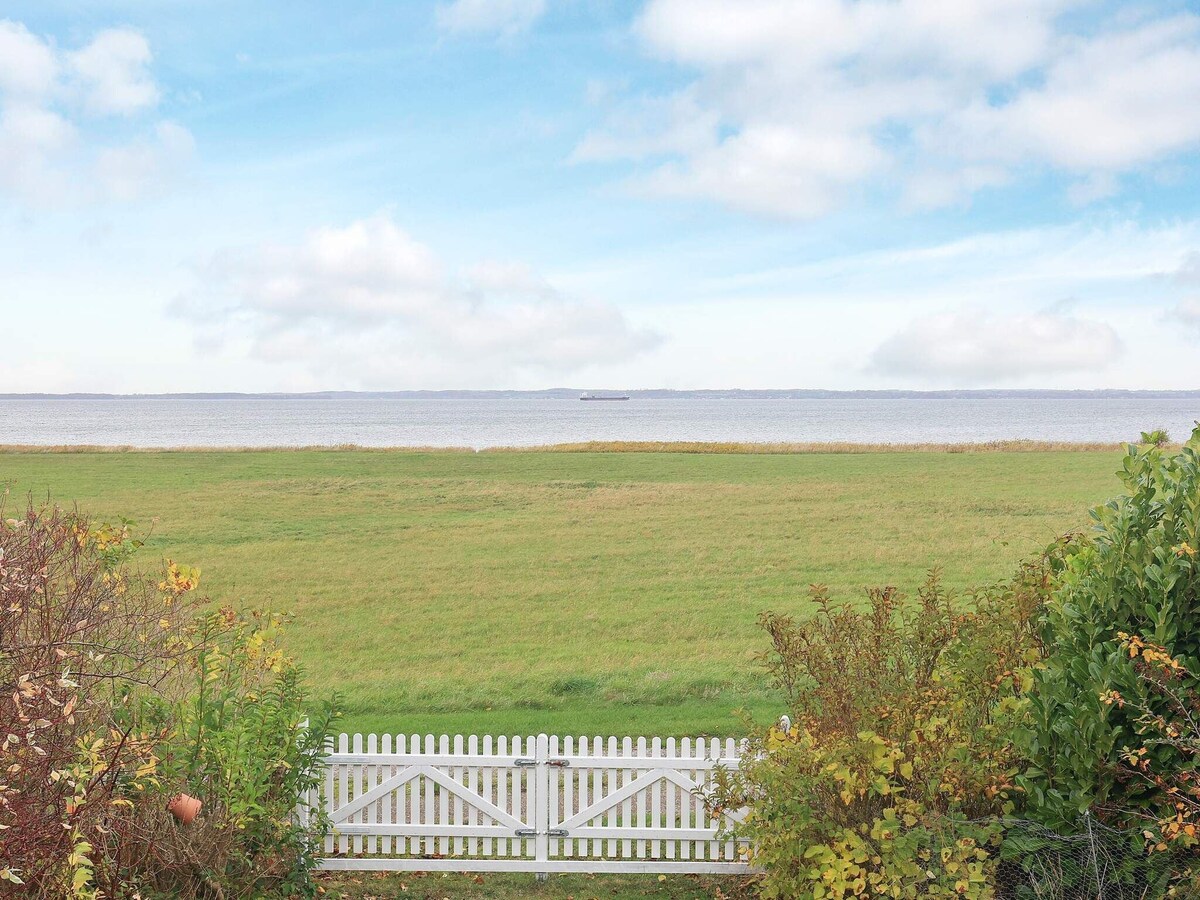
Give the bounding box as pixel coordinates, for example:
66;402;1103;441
933;16;1200;172
576;1;1200;218
571;90;719;163
435;0;546;37
1173;298;1200;336
1176;252;1200;284
171;214;659;387
68;28;160;116
94;120;194;201
869;308;1122;383
647;124;886;219
0;20;58;97
0;19;188;207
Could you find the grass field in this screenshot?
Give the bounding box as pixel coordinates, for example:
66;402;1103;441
316;870;751;899
0;446;1124;736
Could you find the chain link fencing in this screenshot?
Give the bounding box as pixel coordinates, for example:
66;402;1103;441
923;815;1197;899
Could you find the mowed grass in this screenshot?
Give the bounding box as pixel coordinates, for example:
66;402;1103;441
316;870;751;899
0;448;1123;736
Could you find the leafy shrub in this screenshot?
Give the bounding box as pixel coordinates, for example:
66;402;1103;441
1139;429;1171;449
0;502;336;899
713;564;1053;899
0;506;185;896
1017;425;1200;836
1102;634;1200;847
105;608;338;899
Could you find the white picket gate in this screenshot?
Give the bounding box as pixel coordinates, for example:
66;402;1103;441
310;733;752;875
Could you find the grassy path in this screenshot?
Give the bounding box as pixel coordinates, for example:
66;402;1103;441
0;448;1121;735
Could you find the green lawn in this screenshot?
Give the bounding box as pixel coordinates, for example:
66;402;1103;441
316;871;752;899
0;448;1122;736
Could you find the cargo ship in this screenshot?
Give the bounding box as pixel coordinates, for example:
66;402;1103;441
580;392;630;401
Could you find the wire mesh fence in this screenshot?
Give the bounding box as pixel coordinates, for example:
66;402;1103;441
925;815;1196;900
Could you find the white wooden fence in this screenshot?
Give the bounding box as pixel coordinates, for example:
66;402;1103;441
310;733;751;875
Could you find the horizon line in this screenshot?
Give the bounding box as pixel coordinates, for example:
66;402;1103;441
3;388;1200;400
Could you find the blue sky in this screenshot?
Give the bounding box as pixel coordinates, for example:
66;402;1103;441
2;0;1200;391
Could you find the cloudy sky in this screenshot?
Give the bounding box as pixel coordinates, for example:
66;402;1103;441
3;0;1200;392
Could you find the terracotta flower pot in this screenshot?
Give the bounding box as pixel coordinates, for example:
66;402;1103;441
167;793;202;824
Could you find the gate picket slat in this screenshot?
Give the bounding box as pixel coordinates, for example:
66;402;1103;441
621;737;633;859
635;737;647;859
481;735;493;857
437;735;449;855
605;736;617;859
650;737;662;860
510;735;521;857
365;734;377;855
590;736;602;858
323;736;335;856
688;737;701;861
467;736;479;857
452;735;464;857
497;736;510;858
722;738;736;861
337;733;349;855
548;734;560;858
424;734;439;854
380;734;393;856
563;735;575;857
705;739;715;859
665;737;677;860
682;737;694;861
524;735;535;858
398;734;411;856
352;734;364;855
577;736;588;857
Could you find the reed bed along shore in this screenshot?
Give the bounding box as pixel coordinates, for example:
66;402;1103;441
493;439;1134;454
0;439;1137;454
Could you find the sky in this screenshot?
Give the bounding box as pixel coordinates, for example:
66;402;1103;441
2;0;1200;393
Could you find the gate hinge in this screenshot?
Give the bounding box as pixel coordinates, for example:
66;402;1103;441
514;758;537;767
547;828;569;837
515;828;537;837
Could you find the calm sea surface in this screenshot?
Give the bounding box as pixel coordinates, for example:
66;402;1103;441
0;399;1197;448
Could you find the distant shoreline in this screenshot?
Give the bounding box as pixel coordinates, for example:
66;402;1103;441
0;440;1140;454
3;389;1200;401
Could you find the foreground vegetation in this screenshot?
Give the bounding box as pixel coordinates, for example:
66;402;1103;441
715;429;1200;897
0;447;1123;735
0;507;336;897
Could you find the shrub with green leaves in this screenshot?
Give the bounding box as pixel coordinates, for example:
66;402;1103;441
1017;425;1200;835
0;502;337;900
105;607;339;900
713;565;1053;899
1139;429;1171;449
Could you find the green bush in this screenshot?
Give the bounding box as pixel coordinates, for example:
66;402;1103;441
105;607;338;899
1017;425;1200;835
1139;429;1171;448
0;503;337;899
713;565;1053;899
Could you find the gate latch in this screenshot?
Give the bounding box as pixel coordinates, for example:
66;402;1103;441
547;758;570;767
515;828;537;837
514;758;537;767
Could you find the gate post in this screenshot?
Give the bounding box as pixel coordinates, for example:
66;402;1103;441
534;733;549;882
